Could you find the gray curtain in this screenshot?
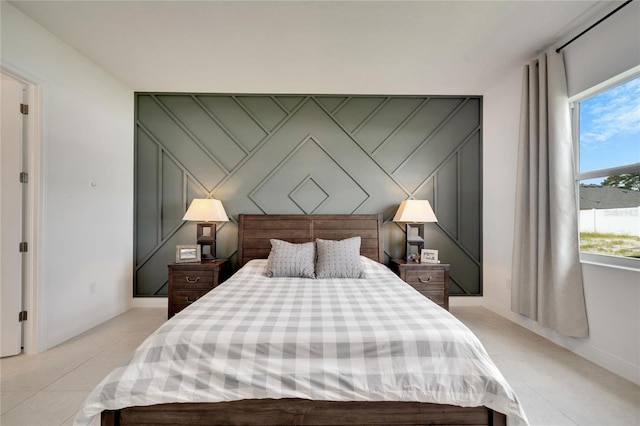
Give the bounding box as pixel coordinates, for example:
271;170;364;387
511;47;589;338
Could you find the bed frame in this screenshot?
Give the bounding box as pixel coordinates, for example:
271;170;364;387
237;214;385;266
102;214;507;426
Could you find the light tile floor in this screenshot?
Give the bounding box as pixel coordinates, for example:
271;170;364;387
1;307;638;425
453;308;640;426
1;308;166;426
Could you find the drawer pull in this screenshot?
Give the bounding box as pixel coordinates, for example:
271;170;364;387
185;276;201;284
418;276;432;283
186;296;200;303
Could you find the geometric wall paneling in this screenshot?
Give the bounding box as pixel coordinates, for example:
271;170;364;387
459;131;482;260
392;98;480;192
161;152;184;240
156;95;248;172
137;95;227;192
236;96;288;131
351;97;425;153
135;128;159;263
332;97;386;133
134;94;482;297
219;99;407;217
195;96;267;152
249;135;371;214
423;224;481;295
437;154;460;239
372;98;462;174
136;225;195;296
383;220;406;261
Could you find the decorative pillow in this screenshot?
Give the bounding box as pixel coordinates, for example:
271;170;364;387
315;237;364;279
265;239;315;278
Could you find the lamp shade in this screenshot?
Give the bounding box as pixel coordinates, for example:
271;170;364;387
393;200;437;223
182;198;229;222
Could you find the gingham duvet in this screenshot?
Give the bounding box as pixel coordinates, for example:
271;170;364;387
74;257;528;425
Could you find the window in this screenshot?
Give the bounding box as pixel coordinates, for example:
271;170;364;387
573;74;640;266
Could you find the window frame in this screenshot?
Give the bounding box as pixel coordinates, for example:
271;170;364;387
570;67;640;270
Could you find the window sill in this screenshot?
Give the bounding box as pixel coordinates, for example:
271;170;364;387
580;252;640;272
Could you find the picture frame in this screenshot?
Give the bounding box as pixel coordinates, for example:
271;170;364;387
420;248;439;264
176;245;200;263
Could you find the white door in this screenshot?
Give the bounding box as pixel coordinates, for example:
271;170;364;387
1;73;25;357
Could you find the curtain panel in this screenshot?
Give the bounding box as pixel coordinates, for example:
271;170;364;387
511;47;589;338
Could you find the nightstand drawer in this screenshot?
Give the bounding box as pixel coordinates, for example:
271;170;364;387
171;290;207;308
407;280;445;293
170;270;215;290
404;270;445;288
390;259;450;311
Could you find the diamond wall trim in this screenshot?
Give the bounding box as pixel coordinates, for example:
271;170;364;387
135;94;482;297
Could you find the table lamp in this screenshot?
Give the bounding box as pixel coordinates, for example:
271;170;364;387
393;199;438;262
182;198;229;261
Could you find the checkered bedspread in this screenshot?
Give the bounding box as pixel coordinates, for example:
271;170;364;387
75;258;528;425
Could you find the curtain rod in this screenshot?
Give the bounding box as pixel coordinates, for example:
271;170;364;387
556;0;634;53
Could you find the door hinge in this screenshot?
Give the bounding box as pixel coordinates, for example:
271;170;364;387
20;172;28;183
18;311;27;322
20;103;29;115
19;242;28;253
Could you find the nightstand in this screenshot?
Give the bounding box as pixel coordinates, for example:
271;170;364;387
390;259;450;310
167;259;230;318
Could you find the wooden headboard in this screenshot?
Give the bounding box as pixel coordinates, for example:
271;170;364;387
237;214;384;266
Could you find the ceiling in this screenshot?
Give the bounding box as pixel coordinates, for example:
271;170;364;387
8;0;609;94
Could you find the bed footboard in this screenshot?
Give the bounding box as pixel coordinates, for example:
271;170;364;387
102;399;507;425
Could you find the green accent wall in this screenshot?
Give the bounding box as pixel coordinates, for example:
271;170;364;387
135;94;482;297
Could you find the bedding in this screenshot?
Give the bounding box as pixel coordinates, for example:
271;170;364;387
74;257;528;426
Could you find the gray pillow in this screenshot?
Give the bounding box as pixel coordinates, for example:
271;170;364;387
315;237;364;279
265;239;315;278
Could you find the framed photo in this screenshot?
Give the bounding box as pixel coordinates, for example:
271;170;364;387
176;245;200;263
420;248;439;264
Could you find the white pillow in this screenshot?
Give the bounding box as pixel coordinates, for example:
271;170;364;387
315;237;364;279
265;239;315;278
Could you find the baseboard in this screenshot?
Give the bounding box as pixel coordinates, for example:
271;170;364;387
449;296;484;307
132;297;168;308
45;303;129;351
484;298;640;386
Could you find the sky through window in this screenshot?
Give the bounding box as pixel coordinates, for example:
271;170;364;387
579;76;640;177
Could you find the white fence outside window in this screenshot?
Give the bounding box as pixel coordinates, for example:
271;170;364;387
580;207;640;236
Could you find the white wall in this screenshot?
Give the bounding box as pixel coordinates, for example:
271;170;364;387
482;46;640;385
1;3;134;351
482;65;522;313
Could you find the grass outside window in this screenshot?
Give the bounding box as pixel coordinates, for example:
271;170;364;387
579;232;640;258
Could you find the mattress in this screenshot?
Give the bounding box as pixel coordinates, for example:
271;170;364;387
74;257;528;425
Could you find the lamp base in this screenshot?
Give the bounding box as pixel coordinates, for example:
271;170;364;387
405;223;424;262
196;222;217;261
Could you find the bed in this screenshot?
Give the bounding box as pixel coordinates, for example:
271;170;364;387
75;214;528;426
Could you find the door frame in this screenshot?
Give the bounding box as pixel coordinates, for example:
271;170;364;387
2;66;42;354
